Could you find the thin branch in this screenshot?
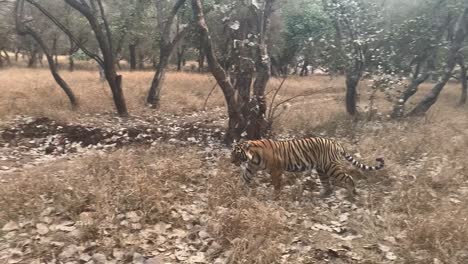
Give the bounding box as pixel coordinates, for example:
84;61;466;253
267;75;287;119
202;81;218;110
269;86;333;121
97;0;113;54
26;0;104;67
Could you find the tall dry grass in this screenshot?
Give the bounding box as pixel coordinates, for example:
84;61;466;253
0;66;467;263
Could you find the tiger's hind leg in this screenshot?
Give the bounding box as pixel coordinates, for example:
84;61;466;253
317;168;333;197
326;163;358;198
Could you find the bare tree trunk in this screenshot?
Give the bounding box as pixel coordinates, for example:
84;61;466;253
345;59;364;116
191;0;243;143
198;44;205;72
61;0;128;116
146;0;187;108
191;0;273;143
408;7;468;116
300;60;309;76
391;60;431;118
129;43;137;71
176;45;186;71
147;47;170;108
15;1;78;109
455;57;467;107
27;47;38;68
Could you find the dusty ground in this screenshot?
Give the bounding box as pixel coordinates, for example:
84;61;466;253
0;68;467;264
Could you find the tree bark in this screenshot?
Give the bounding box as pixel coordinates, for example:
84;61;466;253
458;56;467;106
408;6;468;116
345;59;364;116
198;43;205;72
147;50;169;108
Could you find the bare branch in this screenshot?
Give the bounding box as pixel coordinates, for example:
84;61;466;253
269;86;333;122
26;0;104;67
267;75;287;120
202;81;218;111
97;0;113;54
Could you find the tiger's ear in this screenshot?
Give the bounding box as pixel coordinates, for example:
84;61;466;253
242;142;251;149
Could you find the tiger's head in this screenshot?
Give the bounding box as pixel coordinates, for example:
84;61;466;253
231;142;252;166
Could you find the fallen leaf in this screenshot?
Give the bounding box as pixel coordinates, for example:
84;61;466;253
59;245;78;259
2;221;19;232
385;251;397;261
36;223;49;235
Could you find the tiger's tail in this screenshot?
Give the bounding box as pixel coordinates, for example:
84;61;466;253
342;152;384;171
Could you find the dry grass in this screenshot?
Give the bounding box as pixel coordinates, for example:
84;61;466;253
1;67;468;263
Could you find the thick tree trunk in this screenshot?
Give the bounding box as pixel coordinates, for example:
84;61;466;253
146;0;187;108
458;56;467;106
27;49;38;68
176;46;185;71
345;59;364;116
391;60;431;118
147;47;170;108
198;46;205;72
300;60;309;76
408;7;468;116
129;43;137;71
68;55;74;72
147;60;169;108
191;0;243;144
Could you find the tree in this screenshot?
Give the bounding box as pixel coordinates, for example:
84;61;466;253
322;0;384;116
27;0;128;116
408;4;468;116
15;0;78;109
146;0;188;108
191;0;274;143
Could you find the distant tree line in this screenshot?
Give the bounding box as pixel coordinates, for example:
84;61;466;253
0;0;467;143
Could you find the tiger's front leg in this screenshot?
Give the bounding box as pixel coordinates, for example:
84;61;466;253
240;163;257;186
270;169;283;200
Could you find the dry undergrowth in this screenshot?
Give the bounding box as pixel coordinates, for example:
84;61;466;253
0;66;467;263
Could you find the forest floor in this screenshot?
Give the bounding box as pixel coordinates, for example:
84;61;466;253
0;68;467;264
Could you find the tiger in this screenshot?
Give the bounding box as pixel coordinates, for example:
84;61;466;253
230;137;384;198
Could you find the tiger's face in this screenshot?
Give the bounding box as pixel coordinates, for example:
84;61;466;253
231;142;250;166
